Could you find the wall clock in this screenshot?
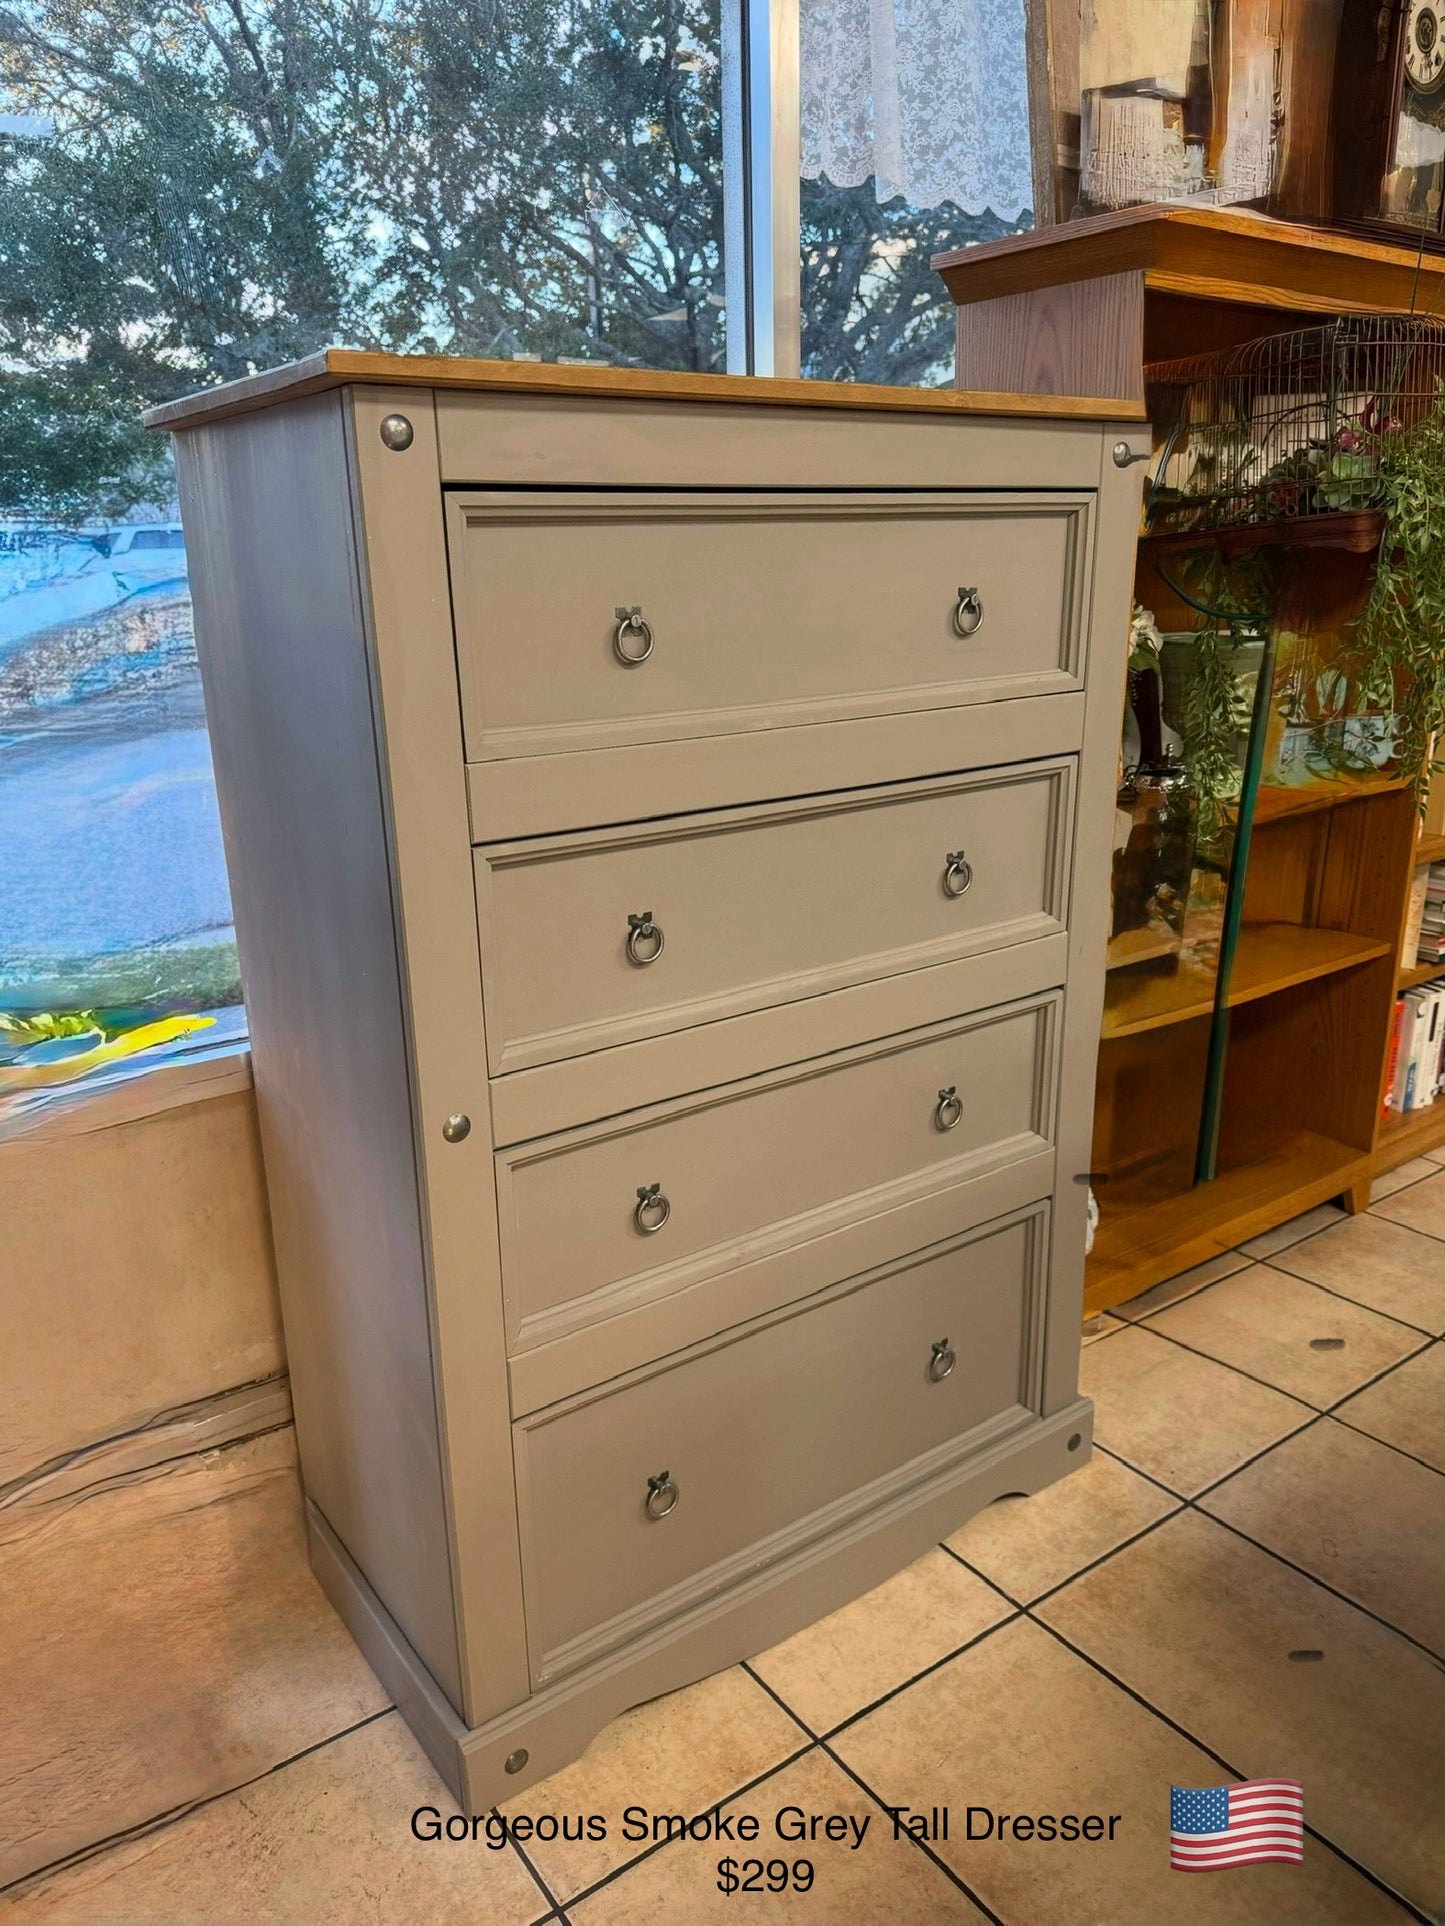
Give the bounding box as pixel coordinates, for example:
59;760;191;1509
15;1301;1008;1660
1333;0;1445;244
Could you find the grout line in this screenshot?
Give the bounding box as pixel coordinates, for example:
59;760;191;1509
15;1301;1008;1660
1106;1254;1256;1325
545;1739;816;1915
1328;1406;1445;1480
1118;1295;1430;1418
1107;1313;1331;1411
0;1705;397;1899
946;1514;1178;1616
1367;1199;1445;1248
1027;1615;1434;1925
1191;1502;1445;1666
816;1738;1008;1926
1093;1417;1321;1503
810;1609;1025;1745
507;1830;570;1926
1248;1254;1443;1339
741;1659;819;1740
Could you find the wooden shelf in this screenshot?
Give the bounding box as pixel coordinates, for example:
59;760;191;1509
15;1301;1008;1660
1140;510;1384;558
1101;923;1392;1041
1414;832;1445;868
1106;926;1181;972
1254;776;1409;825
1085;1128;1368;1316
1376;1099;1445;1171
1399;959;1445;992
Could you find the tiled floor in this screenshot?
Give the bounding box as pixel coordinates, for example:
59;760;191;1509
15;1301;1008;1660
7;1154;1444;1925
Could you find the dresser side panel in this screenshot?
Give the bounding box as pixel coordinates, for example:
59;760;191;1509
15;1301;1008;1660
1041;424;1146;1414
173;396;463;1706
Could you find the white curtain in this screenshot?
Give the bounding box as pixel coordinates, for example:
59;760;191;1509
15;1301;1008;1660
800;0;1034;218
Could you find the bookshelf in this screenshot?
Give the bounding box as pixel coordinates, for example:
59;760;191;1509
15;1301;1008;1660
936;207;1444;1316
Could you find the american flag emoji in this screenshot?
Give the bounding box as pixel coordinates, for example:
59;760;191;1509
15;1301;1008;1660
1170;1780;1304;1870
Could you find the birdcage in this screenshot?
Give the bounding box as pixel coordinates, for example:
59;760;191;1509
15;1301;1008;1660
1144;315;1445;539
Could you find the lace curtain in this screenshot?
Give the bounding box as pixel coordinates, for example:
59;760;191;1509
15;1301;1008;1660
800;0;1033;218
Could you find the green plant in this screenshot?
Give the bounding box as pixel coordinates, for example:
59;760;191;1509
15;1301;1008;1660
0;1009;101;1045
1159;549;1273;843
1182;634;1254;842
1356;393;1445;796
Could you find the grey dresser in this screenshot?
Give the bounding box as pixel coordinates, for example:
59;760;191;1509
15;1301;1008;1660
151;355;1145;1809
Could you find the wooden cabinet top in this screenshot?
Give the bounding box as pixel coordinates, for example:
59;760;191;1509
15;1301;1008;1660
934;204;1445;319
143;346;1145;434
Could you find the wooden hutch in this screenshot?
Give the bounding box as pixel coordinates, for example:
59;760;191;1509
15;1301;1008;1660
936;205;1445;1315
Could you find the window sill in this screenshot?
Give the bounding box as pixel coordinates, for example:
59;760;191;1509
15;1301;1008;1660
0;1041;254;1145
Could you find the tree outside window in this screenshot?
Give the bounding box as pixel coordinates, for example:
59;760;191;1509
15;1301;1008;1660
0;0;1027;1112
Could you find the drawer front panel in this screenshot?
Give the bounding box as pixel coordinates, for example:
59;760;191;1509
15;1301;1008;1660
477;761;1072;1076
515;1206;1046;1679
447;492;1090;761
496;994;1057;1348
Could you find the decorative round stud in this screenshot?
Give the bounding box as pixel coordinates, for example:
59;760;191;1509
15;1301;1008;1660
504;1748;529;1774
442;1113;471;1143
379;413;415;451
1067;1432;1083;1452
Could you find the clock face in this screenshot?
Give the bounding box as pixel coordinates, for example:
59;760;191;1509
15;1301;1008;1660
1406;0;1445;95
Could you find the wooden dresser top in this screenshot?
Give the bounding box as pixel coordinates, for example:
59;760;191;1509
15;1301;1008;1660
143;347;1146;433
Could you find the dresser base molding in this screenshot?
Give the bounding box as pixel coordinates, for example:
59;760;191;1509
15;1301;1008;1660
307;1394;1093;1811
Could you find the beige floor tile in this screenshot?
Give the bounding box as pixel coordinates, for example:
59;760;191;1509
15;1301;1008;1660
569;1746;987;1924
946;1450;1179;1603
1146;1264;1426;1406
1111;1251;1253;1320
1426;1144;1445;1166
1371;1158;1440;1202
1238;1203;1346;1261
833;1615;1408;1926
1200;1420;1445;1655
750;1548;1011;1736
1037;1510;1445;1917
0;1430;388;1889
1334;1343;1445;1473
1268;1214;1445;1335
1080;1324;1311;1496
500;1666;804;1900
1373;1170;1445;1242
6;1714;549;1925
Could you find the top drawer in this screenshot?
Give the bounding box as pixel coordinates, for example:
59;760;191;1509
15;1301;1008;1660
445;491;1092;762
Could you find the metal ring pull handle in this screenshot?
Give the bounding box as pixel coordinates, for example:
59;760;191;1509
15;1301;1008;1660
613;605;655;665
634;1182;671;1235
645;1470;680;1520
942;851;974;898
934;1085;963;1133
626;911;665;965
928;1338;957;1383
952;586;984;638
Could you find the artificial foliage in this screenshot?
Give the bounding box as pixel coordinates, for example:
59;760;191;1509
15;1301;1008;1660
1356;393;1445;796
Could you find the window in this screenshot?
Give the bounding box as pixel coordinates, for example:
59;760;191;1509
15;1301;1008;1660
0;0;729;1115
0;0;1034;1116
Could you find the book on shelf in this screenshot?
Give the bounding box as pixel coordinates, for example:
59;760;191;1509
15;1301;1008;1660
1403;866;1430;967
1396;984;1445;1112
1384;996;1407;1114
1418;862;1445;964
